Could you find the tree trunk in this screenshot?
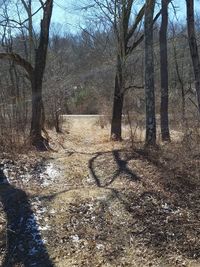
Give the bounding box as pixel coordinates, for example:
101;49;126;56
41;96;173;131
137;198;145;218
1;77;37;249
144;0;156;146
111;77;124;141
30;76;47;150
111;55;124;141
186;0;200;114
0;1;53;150
159;0;170;141
109;2;147;141
173;41;187;127
30;0;53;149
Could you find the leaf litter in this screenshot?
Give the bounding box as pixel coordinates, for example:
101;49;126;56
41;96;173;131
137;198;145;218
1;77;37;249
0;122;199;266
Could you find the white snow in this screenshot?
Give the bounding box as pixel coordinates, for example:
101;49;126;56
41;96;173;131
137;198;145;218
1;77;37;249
40;163;60;187
71;234;80;242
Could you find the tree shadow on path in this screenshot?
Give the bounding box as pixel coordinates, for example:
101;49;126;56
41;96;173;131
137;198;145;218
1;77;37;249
88;149;140;187
87;148;200;263
0;166;54;267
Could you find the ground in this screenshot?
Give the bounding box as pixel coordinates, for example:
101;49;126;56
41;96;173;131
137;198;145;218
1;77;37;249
0;117;200;267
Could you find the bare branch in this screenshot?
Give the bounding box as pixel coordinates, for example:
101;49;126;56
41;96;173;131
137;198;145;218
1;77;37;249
124;84;144;94
126;4;145;43
0;52;34;79
127;9;161;53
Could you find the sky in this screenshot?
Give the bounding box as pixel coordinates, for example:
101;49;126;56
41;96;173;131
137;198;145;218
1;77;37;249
0;0;199;35
51;0;84;33
51;0;196;34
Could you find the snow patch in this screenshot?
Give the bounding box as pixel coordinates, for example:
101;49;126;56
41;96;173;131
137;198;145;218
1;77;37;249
71;234;80;243
40;163;60;187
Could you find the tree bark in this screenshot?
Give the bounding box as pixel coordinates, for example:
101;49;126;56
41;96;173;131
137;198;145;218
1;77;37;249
159;0;170;141
0;53;33;77
111;56;124;140
30;78;47;150
144;0;156;146
30;0;53;150
0;1;53;150
110;2;145;141
21;0;34;63
186;0;200;115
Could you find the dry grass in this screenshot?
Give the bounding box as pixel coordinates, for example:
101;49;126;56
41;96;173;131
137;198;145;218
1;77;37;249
43;119;200;267
0;117;199;266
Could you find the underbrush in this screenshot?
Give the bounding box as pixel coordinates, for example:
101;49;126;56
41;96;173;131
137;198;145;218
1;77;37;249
0;117;199;266
0;130;30;155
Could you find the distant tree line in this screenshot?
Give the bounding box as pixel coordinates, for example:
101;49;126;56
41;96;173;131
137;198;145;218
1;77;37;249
0;0;199;150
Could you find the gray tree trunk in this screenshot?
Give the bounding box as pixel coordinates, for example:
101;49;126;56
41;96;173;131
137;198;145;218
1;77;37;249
159;0;170;141
0;1;53;150
111;54;124;141
186;0;200;114
110;1;145;141
30;0;53;150
144;0;156;146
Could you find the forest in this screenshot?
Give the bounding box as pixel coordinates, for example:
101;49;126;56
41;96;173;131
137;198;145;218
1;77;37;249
0;0;199;266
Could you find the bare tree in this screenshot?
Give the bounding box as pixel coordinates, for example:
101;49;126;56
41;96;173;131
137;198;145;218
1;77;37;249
144;0;156;146
21;0;34;63
171;23;187;126
186;0;200;115
159;0;170;141
80;1;146;140
110;1;145;140
0;0;53;150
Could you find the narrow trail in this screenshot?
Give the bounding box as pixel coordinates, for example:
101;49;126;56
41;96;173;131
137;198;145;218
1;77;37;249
0;119;200;266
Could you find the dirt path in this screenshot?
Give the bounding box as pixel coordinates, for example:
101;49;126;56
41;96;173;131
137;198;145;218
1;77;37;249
0;121;200;267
